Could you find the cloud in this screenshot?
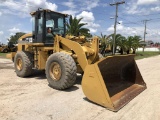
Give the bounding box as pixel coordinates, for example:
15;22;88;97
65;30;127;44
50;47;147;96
107;21;124;32
0;31;4;35
26;0;58;12
125;1;151;15
124;0;160;15
82;0;99;10
8;27;20;33
61;0;100;16
61;10;78;16
107;24;124;32
45;2;58;11
76;11;100;33
0;11;2;16
77;11;95;22
151;6;160;11
62;0;76;9
61;0;79;16
10;33;15;36
62;1;100;33
125;2;138;14
137;0;159;5
89;28;97;33
106;21;160;42
107;21;144;37
0;0;22;11
0;0;58;17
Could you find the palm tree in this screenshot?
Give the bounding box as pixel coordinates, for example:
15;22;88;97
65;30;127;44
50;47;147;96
116;36;127;55
98;33;111;55
124;35;142;54
126;36;133;54
131;35;141;54
66;16;91;37
109;34;124;54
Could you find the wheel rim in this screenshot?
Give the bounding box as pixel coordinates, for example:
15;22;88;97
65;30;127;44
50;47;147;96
50;62;62;81
16;58;23;71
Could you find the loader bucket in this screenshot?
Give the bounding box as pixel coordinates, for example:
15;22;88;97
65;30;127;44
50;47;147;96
82;54;146;111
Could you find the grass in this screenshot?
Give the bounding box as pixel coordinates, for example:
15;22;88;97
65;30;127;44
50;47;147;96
135;51;160;60
0;53;7;57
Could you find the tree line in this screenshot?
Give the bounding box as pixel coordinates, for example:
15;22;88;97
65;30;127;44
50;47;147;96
99;33;143;55
66;16;143;55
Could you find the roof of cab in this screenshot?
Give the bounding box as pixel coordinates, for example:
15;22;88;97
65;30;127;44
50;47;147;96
30;9;68;16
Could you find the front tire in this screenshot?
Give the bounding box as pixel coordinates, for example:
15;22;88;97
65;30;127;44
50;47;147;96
45;52;77;90
14;51;33;77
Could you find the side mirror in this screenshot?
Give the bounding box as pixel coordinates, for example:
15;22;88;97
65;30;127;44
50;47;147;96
35;11;41;19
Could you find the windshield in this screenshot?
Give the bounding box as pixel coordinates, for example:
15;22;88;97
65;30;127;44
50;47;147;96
46;12;65;36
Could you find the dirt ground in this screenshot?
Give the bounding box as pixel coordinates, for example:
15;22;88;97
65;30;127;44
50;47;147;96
0;56;160;120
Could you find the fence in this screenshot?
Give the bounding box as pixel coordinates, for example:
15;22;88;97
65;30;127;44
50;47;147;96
137;47;160;52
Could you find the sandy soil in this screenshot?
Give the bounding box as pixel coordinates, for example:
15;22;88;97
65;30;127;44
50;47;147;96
0;56;160;120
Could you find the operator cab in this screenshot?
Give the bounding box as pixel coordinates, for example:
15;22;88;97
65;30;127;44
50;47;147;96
31;9;67;45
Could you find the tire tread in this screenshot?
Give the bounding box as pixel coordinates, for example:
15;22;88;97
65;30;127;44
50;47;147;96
46;52;77;90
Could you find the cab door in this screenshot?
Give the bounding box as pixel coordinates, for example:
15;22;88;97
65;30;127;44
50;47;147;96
33;11;45;43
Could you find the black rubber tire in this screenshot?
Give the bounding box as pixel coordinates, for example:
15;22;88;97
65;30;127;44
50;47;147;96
14;51;33;77
2;49;8;53
98;53;104;60
45;52;77;90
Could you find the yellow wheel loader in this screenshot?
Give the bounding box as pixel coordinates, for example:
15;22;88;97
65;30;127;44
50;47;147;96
0;42;17;53
0;44;9;53
6;9;146;111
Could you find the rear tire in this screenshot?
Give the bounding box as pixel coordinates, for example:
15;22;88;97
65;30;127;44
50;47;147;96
46;52;77;90
14;51;33;77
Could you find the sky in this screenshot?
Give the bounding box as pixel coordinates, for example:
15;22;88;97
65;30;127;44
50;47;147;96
0;0;160;44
